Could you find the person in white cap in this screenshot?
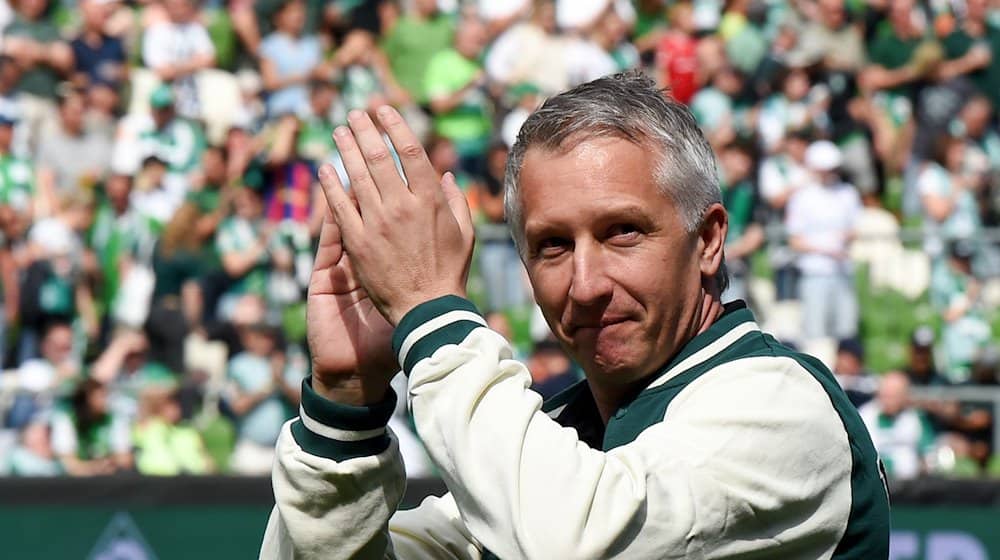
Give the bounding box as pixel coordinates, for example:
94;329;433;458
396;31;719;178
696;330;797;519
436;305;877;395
786;140;862;342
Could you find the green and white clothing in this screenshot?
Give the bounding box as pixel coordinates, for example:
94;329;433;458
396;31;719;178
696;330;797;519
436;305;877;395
930;262;992;382
227;352;305;447
112;114;206;176
261;298;890;559
917;161;981;255
858;403;935;480
0;153;35;215
50;407;132;461
215;216;271;297
89;204;159;311
424;49;492;157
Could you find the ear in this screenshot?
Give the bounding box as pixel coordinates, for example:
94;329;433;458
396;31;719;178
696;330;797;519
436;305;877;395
697;203;727;279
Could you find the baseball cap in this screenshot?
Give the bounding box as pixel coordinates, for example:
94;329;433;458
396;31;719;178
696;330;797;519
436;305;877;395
149;84;175;109
805;140;842;171
837;338;864;360
556;0;633;31
478;0;530;21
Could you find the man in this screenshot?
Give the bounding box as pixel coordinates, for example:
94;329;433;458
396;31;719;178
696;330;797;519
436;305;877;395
859;372;935;481
141;0;216;119
786;140;861;343
424;16;492;179
261;72;889;558
36;87;112;206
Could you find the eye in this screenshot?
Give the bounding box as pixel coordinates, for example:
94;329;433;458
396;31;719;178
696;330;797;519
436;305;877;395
607;223;642;241
535;237;571;258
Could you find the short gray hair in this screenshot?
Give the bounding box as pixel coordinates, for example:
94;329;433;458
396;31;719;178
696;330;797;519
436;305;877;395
503;70;728;292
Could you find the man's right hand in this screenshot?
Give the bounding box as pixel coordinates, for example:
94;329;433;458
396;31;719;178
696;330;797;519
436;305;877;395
306;210;398;406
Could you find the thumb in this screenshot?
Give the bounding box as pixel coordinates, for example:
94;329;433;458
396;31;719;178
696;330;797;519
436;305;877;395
442;172;475;247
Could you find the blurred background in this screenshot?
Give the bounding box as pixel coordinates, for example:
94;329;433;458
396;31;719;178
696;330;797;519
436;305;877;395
0;0;996;558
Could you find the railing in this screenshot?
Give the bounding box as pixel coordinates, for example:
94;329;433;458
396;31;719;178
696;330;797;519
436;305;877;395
910;385;1000;455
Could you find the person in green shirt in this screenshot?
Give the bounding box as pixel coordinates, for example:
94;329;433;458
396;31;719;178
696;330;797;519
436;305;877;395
381;0;455;104
718;141;764;303
0;110;35;219
214;186;272;318
139;85;208;176
940;0;1000;107
424;16;492;179
3;0;73;101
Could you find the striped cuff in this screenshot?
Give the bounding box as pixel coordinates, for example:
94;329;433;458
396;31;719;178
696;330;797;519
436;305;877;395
290;377;396;461
391;295;487;374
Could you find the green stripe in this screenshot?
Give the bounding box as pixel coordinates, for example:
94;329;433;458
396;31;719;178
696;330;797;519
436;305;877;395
299;378;396;431
290;420;391;461
391;295;484;374
400;320;483;373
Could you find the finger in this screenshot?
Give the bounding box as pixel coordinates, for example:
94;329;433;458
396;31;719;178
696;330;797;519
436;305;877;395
374;105;440;198
347;110;409;201
333;124;382;217
312;210;342;272
441;172;474;246
318;163;363;241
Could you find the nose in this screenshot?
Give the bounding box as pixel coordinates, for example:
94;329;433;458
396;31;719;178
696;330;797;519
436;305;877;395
567;242;613;308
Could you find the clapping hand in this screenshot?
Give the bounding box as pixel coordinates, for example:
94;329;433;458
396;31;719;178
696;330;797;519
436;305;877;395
307;107;474;405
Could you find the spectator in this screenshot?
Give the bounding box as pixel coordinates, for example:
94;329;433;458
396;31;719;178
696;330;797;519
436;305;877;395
718;140;764;303
833;338;878;408
3;418;60;476
919;135;982;258
50;377;132;476
859;371;936;480
2;0;74;150
70;0;128;121
8;321;78;428
654;2;699;105
527;339;578;400
786;140;861;342
758;129;811;300
903;325;949;386
381;0;455;104
474;142;527;313
215;186;271;319
224;324;302;475
424;15;492;178
930;239;992;382
258;0;328;118
133;385;212;476
757;65;830;152
0;106;35;221
141;0;216;119
35;87;112;211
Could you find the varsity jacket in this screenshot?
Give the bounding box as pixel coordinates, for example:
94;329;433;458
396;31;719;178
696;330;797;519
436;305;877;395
259;297;890;559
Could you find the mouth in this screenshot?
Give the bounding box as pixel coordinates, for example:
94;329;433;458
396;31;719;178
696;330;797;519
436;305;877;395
566;316;630;336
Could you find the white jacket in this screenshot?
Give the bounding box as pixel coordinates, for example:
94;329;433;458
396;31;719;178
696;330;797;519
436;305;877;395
260;297;890;559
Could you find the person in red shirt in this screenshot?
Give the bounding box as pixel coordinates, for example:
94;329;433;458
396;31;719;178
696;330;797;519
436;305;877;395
656;2;699;104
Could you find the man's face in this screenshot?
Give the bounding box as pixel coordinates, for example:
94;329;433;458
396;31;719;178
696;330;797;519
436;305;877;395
519;137;710;386
42;326;74;365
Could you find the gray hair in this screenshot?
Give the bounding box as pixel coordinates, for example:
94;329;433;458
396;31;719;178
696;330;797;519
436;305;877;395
503;70;729;292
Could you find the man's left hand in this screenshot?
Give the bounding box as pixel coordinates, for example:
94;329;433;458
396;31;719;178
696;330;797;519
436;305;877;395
317;107;475;326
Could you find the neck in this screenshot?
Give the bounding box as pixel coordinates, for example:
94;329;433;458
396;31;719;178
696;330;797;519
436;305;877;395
593;280;725;424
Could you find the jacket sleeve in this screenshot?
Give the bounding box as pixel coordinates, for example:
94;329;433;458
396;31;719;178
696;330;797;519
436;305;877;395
259;378;482;560
392;296;855;559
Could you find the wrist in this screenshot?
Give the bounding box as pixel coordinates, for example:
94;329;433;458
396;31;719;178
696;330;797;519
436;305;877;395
388;288;467;326
312;373;390;406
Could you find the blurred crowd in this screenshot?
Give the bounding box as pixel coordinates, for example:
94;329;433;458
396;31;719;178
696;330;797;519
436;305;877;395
0;0;997;481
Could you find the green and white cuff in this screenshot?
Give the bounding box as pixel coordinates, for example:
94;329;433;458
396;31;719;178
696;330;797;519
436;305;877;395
392;295;487;374
290;378;397;461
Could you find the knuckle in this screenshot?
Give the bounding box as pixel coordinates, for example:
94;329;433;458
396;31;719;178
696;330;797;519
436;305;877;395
365;147;391;164
398;142;424;159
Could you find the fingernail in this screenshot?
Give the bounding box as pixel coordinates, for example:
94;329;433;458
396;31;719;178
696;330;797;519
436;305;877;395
334;126;350;138
318;165;331;178
377;105;393;118
347;110;364;122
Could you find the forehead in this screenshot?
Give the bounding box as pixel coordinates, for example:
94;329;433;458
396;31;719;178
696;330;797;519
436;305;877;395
519;137;676;232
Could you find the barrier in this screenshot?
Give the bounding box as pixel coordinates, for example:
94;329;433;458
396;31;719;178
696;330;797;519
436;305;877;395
0;476;996;559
